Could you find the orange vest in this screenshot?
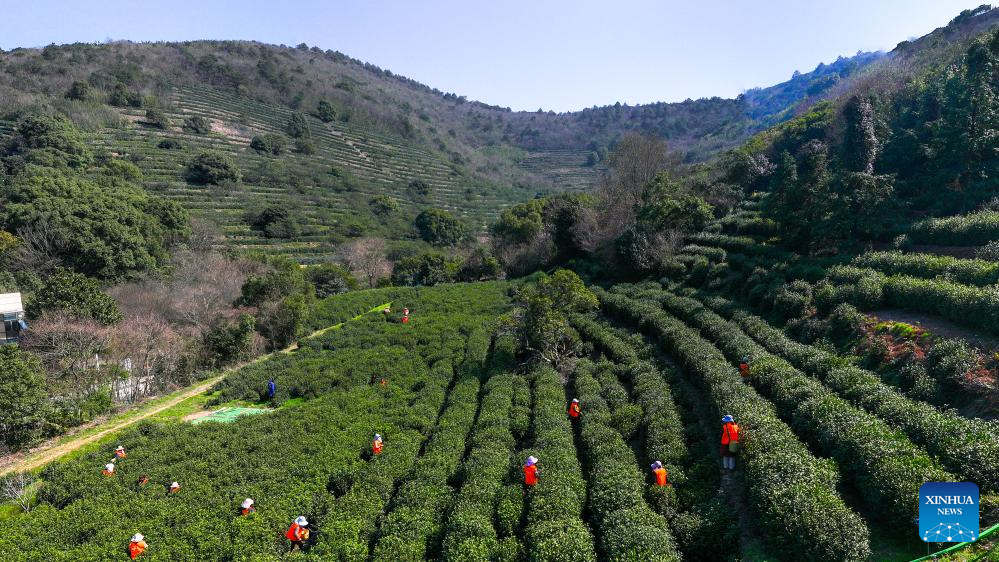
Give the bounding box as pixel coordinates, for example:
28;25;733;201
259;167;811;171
129;541;146;559
401;315;410;324
373;440;383;455
241;507;254;516
739;363;750;377
721;423;740;445
654;467;669;487
102;469;114;477
116;451;127;459
286;523;305;541
524;464;538;486
569;403;580;418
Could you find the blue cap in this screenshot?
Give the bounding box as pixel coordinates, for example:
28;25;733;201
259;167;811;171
722;415;734;423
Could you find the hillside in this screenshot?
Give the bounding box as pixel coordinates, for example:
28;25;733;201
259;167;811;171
0;37;887;259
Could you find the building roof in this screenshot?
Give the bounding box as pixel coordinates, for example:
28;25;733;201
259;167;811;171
0;293;24;314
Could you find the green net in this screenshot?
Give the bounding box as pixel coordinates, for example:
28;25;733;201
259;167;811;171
190;407;269;425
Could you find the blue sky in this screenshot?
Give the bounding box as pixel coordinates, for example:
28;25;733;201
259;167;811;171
0;1;985;111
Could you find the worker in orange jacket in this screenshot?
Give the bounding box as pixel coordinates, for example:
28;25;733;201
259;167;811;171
240;498;255;516
286;516;310;552
739;356;751;378
115;445;127;459
136;475;149;488
102;462;116;477
523;456;539;487
128;533;147;559
372;433;384;456
568;398;581;420
168;481;181;494
721;415;740;470
650;460;670;487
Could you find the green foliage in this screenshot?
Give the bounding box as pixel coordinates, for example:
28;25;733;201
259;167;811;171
28;268;123;324
238;257;313;308
0;345;49;449
294;138;317;155
492;199;544;244
246;204;301;239
7;115;93;169
392;252;460;286
306;264;359;298
415;208;467;247
186;150;242;185
316;99;338;123
182;115;212;135
157;138;183;150
909;210;999;246
249;133;287;155
64;80;91;101
286;111;310;138
853;250;999;286
369;195;400;216
144;107;169;129
408;179;431;197
201;314;256;367
102;159;143;182
0;165;188;280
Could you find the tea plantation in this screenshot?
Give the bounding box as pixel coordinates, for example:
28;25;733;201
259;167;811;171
2;273;995;561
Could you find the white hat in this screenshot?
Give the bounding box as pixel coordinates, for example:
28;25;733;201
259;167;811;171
525;456;538;466
241;498;254;508
374;433;382;441
170;482;180;488
131;533;144;542
105;463;115;472
115;445;125;451
295;515;309;526
571;398;579;403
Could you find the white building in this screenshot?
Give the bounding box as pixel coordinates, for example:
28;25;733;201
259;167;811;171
0;292;26;344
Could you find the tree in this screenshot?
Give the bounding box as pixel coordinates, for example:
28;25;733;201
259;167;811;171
415;208;467;247
201;314;256;368
28;268;122;324
183;115;212;135
1;472;38;512
338;237;390;288
237;258;312;308
492;199;544;245
0;346;48;451
391;252;459;286
458;246;502;281
369;195;400;216
842;95;879;174
65;80;91;101
247;205;301;239
317;100;337;123
516;270;597;368
306;264;358;298
257;293;309;350
0;167;188;280
408;179;431;197
250;134;287;155
8;115;92;169
187;151;242;185
294;138;317;155
286;112;310;138
144;108;168;129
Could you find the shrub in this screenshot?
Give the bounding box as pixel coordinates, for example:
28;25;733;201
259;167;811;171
286;112;310;138
182;115;212;134
144;108;168;129
415;208;467;247
317;100;337;123
186;151;241;185
158;138;183;149
294;138;317;155
27;268;122;324
909;210;999;246
249;133;287;155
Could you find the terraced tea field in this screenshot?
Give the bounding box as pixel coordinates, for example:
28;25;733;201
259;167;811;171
2;277;994;561
3;86;554;262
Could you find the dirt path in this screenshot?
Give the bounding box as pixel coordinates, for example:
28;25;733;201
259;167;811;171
0;302;393;477
0;375;223;477
870;308;999;351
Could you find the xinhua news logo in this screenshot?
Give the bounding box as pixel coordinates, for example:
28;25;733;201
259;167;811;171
919;482;979;543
